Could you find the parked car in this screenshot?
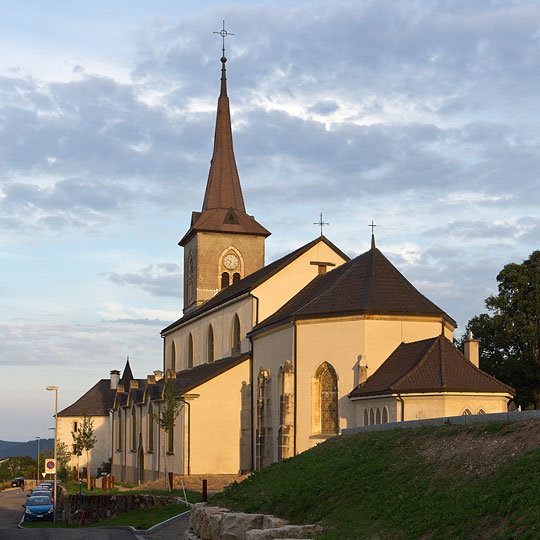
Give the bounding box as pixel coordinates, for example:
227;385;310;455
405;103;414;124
10;477;24;487
22;496;54;522
29;489;53;503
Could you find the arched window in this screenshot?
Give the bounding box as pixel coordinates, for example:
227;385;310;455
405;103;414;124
382;407;388;424
313;362;339;434
171;341;176;372
147;403;154;453
376;408;381;425
167;425;174;454
232;315;241;355
207;325;214;364
187;334;194;368
131;407;137;451
477;408;486;415
187;252;194;304
221;272;230;289
233;272;241;284
117;410;123;450
369;408;375;426
462;408;472;416
363;409;369;427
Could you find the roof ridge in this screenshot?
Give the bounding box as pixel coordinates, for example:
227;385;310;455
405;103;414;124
360;246;375;308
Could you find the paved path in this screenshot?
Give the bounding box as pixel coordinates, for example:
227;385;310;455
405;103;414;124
140;511;190;540
0;488;26;529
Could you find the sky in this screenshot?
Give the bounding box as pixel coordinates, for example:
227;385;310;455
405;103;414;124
1;0;539;441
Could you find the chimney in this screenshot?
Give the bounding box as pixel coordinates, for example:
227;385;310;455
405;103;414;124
110;370;120;390
129;380;139;390
166;369;176;380
147;375;156;385
310;261;336;275
153;370;164;381
464;331;480;368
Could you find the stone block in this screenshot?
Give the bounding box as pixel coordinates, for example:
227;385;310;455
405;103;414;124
184;532;202;540
218;512;265;540
245;525;323;539
262;515;288;529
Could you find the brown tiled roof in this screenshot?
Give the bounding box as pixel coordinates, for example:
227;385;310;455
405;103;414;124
349;335;514;397
179;57;269;245
58;380;115;417
119;354;250;407
161;236;349;335
252;243;456;333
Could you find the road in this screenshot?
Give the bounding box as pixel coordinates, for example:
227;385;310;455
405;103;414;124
0;488;139;539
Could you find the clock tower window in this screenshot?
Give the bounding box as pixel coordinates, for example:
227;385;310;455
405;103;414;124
221;272;230;290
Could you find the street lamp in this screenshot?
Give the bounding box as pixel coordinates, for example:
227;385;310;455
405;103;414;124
46;386;58;523
34;437;40;488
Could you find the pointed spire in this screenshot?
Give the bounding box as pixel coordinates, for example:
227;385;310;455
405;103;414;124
201;54;246;212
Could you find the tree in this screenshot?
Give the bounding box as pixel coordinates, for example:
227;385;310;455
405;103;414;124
72;414;97;486
71;434;83;480
465;250;540;408
152;382;184;490
56;441;72;481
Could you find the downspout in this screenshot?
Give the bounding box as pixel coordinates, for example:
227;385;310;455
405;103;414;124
397;394;405;422
123;409;127;481
293;319;298;456
184;400;191;476
250;294;259;472
157;403;161;479
162;334;166;374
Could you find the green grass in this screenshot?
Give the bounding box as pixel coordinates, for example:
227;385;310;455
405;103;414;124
212;422;540;540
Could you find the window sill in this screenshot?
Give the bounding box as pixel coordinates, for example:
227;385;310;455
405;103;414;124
309;433;338;440
146;450;154;454
166;451;175;455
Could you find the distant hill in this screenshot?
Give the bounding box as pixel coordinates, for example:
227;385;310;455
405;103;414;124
0;439;54;459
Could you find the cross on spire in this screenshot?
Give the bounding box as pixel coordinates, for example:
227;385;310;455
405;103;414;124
369;220;376;248
314;213;329;236
213;20;234;57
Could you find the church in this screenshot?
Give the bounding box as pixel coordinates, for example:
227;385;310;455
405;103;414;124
110;51;513;483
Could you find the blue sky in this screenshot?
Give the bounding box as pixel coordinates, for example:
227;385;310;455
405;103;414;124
2;1;540;440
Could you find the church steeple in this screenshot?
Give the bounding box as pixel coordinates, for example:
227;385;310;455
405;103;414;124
179;41;270;313
201;54;246;213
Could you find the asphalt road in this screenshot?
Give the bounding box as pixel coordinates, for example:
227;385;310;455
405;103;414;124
0;488;138;539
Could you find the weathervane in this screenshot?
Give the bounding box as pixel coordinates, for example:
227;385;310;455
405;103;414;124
213;20;234;56
314;213;329;235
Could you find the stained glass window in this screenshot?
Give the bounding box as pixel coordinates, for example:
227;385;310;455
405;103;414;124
317;363;339;434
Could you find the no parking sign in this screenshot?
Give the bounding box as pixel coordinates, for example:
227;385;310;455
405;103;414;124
45;459;56;474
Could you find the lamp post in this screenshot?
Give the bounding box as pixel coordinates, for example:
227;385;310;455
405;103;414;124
46;386;58;523
34;437;40;488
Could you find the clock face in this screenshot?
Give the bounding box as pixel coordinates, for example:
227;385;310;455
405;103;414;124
224;254;239;270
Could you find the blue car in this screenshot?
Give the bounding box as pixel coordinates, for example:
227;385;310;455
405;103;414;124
22;496;54;522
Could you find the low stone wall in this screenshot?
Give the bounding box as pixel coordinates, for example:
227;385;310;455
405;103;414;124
59;491;178;524
184;503;322;540
342;409;540;436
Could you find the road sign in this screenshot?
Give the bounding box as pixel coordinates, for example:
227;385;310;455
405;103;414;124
45;459;56;474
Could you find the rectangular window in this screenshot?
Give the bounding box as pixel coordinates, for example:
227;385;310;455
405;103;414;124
167;426;174;454
73;421;78;433
117;412;123;451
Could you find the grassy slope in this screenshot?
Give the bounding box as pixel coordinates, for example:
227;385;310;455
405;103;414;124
212;422;540;540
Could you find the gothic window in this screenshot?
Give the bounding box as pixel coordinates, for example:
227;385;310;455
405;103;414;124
462;408;472;416
207;325;214;364
147;403;154;453
187;334;194;368
312;362;339;435
131;407;137;451
477;408;486;415
171;341;176;372
278;362;294;461
233;272;240;283
221;272;230;289
376;408;381;424
363;409;369;427
232;315;241;355
369;408;375;426
382;407;388;424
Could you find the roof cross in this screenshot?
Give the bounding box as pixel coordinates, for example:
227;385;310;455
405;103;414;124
369;220;376;235
314;213;329;235
213;20;235;56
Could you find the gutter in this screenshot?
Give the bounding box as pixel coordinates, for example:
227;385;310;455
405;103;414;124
161;292;252;337
249;294;259;472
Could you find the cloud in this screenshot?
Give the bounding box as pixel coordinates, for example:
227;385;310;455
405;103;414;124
106;263;182;298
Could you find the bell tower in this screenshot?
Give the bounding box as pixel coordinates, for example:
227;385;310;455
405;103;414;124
179;46;270;314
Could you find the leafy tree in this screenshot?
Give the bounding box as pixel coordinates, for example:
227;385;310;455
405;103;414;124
465;250;540;408
56;441;72;481
152;382;184;490
72;414;97;486
71;434;83;480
